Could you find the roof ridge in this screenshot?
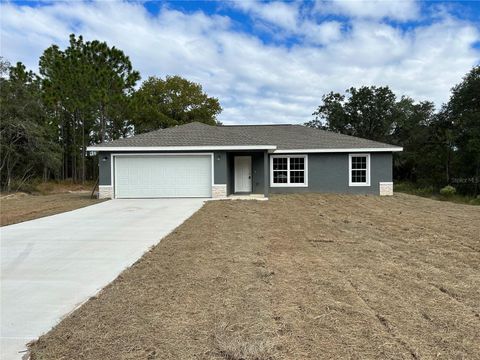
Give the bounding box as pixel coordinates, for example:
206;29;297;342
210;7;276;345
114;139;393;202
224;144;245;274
136;121;213;134
308;126;396;147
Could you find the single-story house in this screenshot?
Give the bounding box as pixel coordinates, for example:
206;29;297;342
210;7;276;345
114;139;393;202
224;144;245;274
87;122;402;199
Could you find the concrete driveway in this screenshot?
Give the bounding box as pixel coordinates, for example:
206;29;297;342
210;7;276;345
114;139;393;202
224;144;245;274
0;199;205;359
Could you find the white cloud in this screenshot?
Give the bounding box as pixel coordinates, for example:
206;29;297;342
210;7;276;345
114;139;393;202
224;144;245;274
231;0;300;31
0;1;479;125
315;0;420;21
300;20;343;44
228;1;343;45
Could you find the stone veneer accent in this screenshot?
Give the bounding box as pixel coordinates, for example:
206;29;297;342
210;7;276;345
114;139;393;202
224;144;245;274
212;184;227;198
99;185;114;199
379;182;393;196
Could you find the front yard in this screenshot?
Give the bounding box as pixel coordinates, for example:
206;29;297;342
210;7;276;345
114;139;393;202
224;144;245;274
29;193;480;359
0;192;104;226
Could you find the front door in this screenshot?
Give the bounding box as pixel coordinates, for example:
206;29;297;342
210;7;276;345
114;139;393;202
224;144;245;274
234;156;252;193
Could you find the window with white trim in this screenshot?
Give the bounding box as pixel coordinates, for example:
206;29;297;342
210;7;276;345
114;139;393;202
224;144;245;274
271;155;308;187
349;154;370;186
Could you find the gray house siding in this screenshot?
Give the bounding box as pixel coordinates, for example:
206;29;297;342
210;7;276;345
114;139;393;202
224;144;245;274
269;152;392;195
227;155;236;195
251;153;265;194
97;150;393;197
226;151;266;195
213;151;227;184
89;122;402;198
98;153;112;186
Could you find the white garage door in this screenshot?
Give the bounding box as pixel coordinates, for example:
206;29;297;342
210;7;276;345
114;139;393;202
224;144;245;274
114;155;212;198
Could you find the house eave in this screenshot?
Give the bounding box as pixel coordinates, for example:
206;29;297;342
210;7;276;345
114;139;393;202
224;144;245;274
87;145;403;153
272;147;403;154
86;145;278;152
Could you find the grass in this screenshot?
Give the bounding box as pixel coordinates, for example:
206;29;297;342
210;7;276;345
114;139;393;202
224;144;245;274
28;193;480;359
395;181;480;205
33;179;97;195
8;179;98;195
0;180;104;226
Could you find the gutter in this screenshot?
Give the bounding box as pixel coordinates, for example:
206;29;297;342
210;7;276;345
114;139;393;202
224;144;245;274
272;147;403;153
86;145;278;152
87;146;403;153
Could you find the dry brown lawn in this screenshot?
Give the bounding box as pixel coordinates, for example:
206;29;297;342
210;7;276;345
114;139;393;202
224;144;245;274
0;192;105;226
28;193;480;359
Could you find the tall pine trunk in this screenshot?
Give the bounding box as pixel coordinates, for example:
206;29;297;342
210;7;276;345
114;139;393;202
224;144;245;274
72;112;77;183
475;159;479;197
6;157;11;193
81;114;86;183
446;148;450;184
61;112;66;181
100;103;106;143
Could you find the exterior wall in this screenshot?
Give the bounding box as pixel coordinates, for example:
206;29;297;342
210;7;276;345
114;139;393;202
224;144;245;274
96;150;227;199
98;185;113;199
226;151;266;195
379;181;394;196
213;151;227;185
212;184;227;198
98;150;226;185
251;152;265;194
227;155;234;195
98;153;112;186
97;150;394;198
269;152;393;195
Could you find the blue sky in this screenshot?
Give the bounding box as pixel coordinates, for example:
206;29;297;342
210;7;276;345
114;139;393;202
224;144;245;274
1;0;479;124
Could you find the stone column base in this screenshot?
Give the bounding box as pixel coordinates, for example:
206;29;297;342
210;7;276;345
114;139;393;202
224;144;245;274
379;182;393;196
212;184;227;198
99;185;114;199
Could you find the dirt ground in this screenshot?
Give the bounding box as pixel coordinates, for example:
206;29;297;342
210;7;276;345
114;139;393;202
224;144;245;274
28;193;480;359
0;192;104;226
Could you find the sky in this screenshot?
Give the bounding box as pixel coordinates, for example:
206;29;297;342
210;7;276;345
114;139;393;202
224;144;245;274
1;0;479;125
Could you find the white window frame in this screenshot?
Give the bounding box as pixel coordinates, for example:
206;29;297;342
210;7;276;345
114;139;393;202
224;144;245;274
270;155;308;187
349;153;371;187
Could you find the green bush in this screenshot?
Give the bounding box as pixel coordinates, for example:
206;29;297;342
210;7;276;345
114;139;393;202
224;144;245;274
394;182;434;196
395;181;479;206
440;185;456;196
469;197;480;206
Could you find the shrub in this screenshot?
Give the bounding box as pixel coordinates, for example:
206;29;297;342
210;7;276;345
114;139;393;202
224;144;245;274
468;196;480;206
395;182;434;196
440;185;456;196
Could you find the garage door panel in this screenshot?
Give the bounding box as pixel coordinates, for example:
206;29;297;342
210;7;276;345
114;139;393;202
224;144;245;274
115;155;212;198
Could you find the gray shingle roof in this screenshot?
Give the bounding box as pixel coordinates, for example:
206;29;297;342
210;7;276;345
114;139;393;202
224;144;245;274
89;122;401;150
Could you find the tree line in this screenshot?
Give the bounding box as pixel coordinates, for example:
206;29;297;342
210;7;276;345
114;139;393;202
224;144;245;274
0;34;221;191
306;66;480;196
1;33;478;196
